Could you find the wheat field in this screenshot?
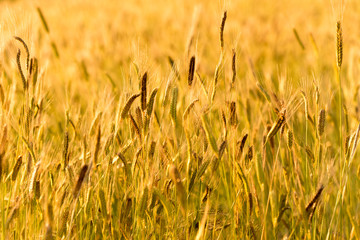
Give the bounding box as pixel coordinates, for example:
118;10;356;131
0;0;360;239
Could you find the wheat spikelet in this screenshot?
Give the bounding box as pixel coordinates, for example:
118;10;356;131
349;123;360;162
170;87;178;124
201;185;212;203
345;135;350;156
229;101;237;126
58;206;70;236
201;114;219;157
93;125;101;167
5;203;19;229
0;84;4;104
265;113;286;144
146;88;158;116
220;11;227;50
16;50;27;90
29;162;40;199
30;57;38;88
121;93;141;119
231;49;236;86
35;180;41;199
37;7;50;33
63;130;69;169
318;109;325;137
217;141;226;161
315;86;320;105
11;155;22;181
221;110;227;138
336;21;343;69
293;28;305;50
141;72;147;111
89;112;102;135
148;141;156;159
188;56;195;86
73;165;88;198
240;133;248;155
247;146;253;161
305;146;315;162
14;36;30;70
306;185;324;213
168;56;181;80
183;99;199;121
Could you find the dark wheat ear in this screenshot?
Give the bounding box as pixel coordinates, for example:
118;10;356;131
220;11;227;51
336;21;343;69
14;36;30;70
141;72;147;111
121;93;141;119
73;165;88;198
188;56;195;86
231;49;236;87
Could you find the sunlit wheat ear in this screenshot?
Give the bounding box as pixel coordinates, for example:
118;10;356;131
220;11;227;50
188;56;195;86
73;165;88;198
318;109;325;137
121;93;141;119
264;112;286;145
287;129;293;150
29;162;40;199
183;99;198;121
336;21;343;69
59;206;70;236
146;88;158;116
141;72;147;111
170;87;178;124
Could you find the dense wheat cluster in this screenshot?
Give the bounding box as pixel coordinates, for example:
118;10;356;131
0;0;360;239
